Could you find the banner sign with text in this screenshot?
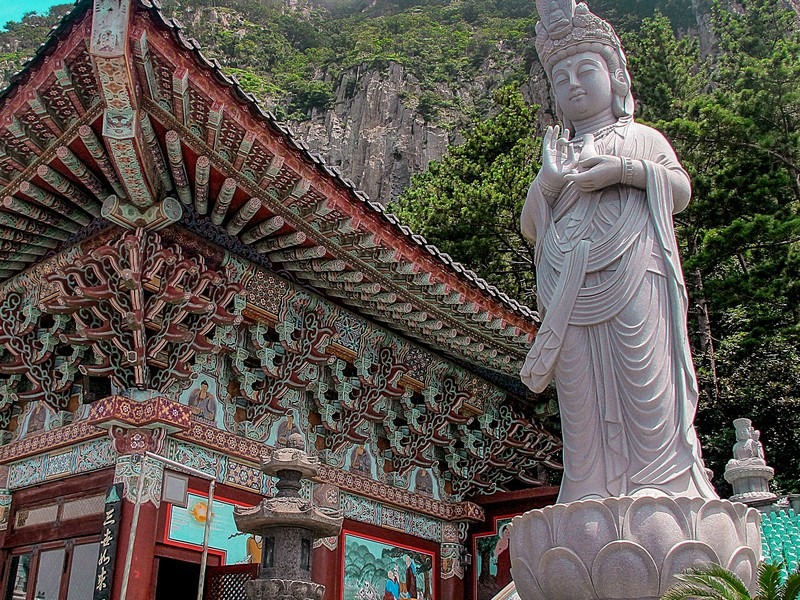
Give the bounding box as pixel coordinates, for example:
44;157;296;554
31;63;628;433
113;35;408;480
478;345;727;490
93;482;124;600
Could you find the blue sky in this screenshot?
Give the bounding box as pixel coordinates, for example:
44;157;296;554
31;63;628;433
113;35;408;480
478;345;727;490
1;0;70;30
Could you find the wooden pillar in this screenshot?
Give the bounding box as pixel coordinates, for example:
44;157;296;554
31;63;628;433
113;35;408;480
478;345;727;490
107;430;165;600
312;537;340;600
440;543;466;600
441;574;465;599
0;486;11;548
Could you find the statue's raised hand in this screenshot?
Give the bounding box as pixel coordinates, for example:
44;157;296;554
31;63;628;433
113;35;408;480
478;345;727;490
565;155;624;192
538;125;577;194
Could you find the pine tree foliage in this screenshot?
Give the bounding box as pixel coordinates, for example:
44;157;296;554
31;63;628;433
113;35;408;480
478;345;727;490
390;86;540;303
635;1;800;493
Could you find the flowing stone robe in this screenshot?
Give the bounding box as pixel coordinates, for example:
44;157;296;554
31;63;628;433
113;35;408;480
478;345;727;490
521;120;718;503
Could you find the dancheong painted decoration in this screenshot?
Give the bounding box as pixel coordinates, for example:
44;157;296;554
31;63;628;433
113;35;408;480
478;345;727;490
0;0;562;599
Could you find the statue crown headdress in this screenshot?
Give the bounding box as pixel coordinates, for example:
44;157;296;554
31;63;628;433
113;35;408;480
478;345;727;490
535;0;623;72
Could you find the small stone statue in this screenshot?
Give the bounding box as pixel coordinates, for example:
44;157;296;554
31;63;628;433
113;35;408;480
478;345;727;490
519;0;716;503
752;428;765;461
732;418;765;463
725;418;776;503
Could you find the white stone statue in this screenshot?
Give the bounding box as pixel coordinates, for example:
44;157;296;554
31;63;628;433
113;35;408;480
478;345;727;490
519;0;717;503
725;417;775;503
510;7;761;599
731;418;765;463
752;429;765;461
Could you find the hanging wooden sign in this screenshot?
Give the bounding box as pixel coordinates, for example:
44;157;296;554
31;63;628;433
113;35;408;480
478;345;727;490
94;482;124;600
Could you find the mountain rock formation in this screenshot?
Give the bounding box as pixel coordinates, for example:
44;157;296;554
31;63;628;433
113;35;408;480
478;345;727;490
0;0;703;204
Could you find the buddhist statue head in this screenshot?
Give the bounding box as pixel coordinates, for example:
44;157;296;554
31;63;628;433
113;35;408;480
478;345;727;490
535;0;633;130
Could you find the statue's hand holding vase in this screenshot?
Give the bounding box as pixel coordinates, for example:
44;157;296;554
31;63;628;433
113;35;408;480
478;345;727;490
565;153;623;192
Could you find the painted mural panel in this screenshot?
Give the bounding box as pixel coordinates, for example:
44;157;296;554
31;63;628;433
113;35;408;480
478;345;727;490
17;402;52;438
473;517;513;600
345;443;376;478
410;468;436;498
268;409;304;448
184;379;220;422
165;491;261;565
178;374;226;430
342;532;434;600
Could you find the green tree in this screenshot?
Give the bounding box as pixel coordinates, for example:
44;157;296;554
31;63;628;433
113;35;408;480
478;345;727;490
662;562;800;600
390;86;540;303
663;0;799;493
591;0;697;31
623;12;702;122
621;1;800;493
0;4;72;86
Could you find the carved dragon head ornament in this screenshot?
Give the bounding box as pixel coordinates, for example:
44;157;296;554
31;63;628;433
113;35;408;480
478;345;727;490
535;0;634;121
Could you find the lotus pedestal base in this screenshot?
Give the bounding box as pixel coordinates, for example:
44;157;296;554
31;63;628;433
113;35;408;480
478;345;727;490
509;496;762;600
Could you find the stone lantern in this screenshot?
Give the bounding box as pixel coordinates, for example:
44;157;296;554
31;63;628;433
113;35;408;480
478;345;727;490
234;433;343;600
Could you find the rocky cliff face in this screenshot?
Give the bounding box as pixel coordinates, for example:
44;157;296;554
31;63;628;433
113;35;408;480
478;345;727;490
293;62;451;204
293;58;552;205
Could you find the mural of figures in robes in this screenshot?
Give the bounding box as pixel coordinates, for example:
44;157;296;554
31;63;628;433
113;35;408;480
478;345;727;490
413;469;434;497
348;443;375;477
179;377;225;429
474;518;513;600
19;402;51;438
342;533;433;600
188;380;216;421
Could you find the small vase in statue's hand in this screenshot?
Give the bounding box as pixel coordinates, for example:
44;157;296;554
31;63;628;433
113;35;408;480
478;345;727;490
577;134;597;169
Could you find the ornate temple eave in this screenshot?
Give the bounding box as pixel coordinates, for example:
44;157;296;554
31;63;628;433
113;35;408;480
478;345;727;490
0;226;560;497
0;0;563;500
0;0;540;377
127;10;536;373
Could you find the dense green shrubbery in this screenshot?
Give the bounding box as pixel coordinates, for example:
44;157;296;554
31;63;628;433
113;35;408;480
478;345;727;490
0;0;696;122
157;0;540;118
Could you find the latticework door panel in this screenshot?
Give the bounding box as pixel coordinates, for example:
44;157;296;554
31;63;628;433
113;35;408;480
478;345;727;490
205;564;259;600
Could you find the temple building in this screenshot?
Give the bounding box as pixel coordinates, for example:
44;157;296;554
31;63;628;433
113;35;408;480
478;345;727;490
0;1;563;599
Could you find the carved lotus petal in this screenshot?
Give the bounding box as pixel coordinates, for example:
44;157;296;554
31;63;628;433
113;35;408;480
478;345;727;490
727;546;759;593
600;496;631;522
623;496;691;568
510;497;761;600
660;540;720;596
538;547;597;600
696;499;746;561
510;554;548;600
556;500;618;573
510;511;554;583
591;540;659;599
744;509;762;549
673;495;705;522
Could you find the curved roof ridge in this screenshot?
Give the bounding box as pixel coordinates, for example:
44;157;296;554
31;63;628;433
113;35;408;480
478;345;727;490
0;0;540;327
